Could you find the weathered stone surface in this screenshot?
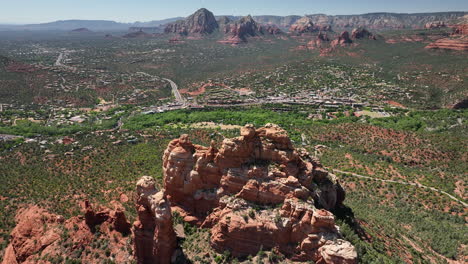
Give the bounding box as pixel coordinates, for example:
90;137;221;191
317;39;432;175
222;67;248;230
162;124;355;263
133;176;177;264
1;206;62;264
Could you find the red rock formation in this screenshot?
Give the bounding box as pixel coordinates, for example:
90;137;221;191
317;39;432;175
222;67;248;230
162;124;354;263
1;206;63;264
351;27;376;40
425;37;468;51
133;176;177;264
206;198;356;263
2;203;132;264
84;200;131;234
331;31;353;48
164;8;219;36
163;124;345;217
289;16;332;35
261;24;282;35
219;15;266;44
452;24;468;36
424;21;447;29
307;32;330;49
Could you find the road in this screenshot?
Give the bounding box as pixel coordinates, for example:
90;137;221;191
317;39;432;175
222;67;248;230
163;78;185;105
55;52;64;66
136;72;185;105
332;169;467;207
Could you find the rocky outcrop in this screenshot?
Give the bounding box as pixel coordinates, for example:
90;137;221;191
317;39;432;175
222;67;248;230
2;203;132;264
331;31;353;47
164;8;219;36
84;200;131;234
425;37;468;51
289;17;332;35
351;27;376;40
1;206;63;264
218;16;282;45
453;24;468;36
162;124;354;263
133;176;177;264
424;21;447;29
206;197;356;262
307;32;330;49
261;24;282;35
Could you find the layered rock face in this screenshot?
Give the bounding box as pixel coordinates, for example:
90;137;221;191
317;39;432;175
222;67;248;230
425;24;468;51
351;27;376;40
164;8;219;35
162;124;355;262
133;176;177;264
425;38;468;51
289;17;332;35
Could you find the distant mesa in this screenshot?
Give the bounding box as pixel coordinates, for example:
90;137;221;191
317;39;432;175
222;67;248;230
123;30;153;38
128;27;161;34
164;8;219;36
71;27;92;33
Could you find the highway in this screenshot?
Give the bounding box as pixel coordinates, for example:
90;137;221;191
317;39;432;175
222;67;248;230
163;78;185;105
55;52;64;66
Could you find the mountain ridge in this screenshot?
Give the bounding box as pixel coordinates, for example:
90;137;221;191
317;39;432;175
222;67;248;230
0;11;466;31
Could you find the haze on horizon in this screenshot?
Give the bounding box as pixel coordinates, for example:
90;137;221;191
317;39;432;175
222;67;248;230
1;0;467;24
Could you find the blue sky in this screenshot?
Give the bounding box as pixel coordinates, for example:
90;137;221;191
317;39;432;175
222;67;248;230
1;0;467;24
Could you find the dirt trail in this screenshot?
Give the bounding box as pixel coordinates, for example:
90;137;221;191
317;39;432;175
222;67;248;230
332;169;467;207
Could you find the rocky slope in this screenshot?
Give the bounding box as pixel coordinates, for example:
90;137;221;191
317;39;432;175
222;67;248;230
425;38;468;51
160;124;356;262
164;8;219;36
426;24;468;51
2;203;132;264
219;15;281;45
